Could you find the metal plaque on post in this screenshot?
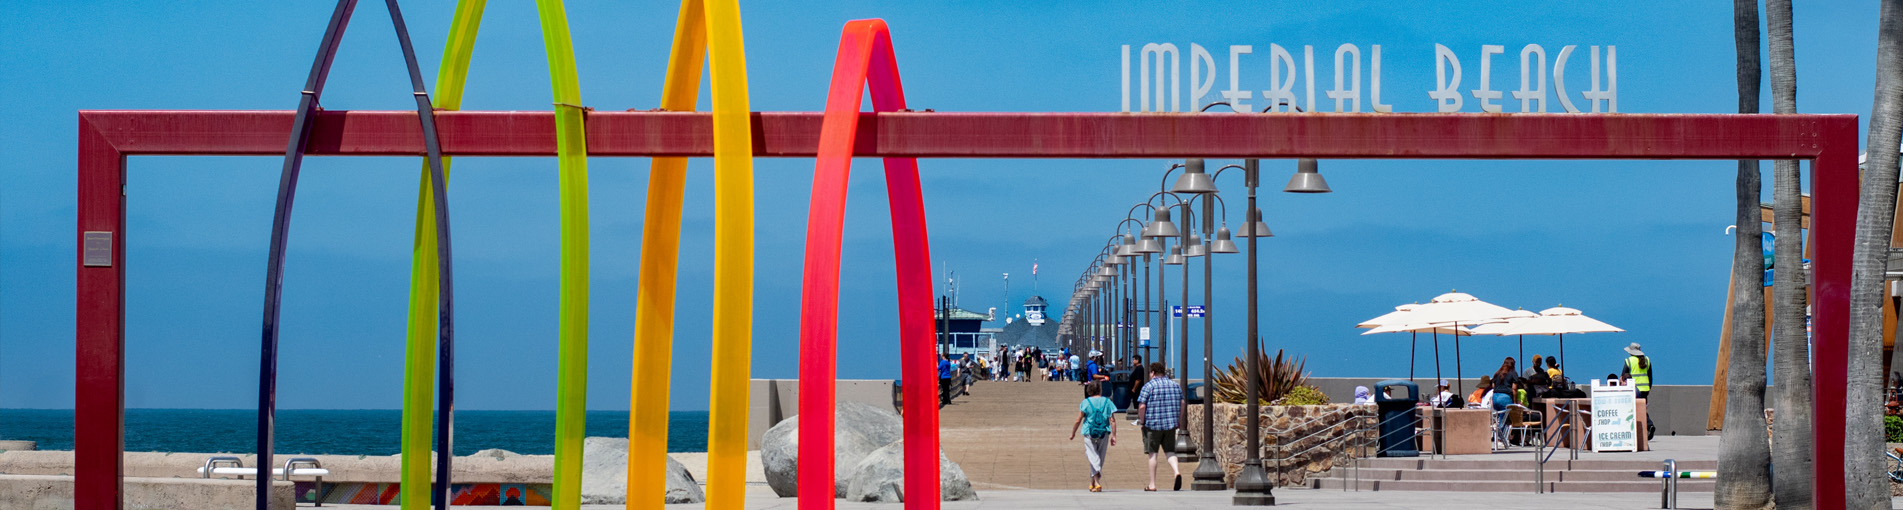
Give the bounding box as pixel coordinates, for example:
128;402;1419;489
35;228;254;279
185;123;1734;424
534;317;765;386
82;232;112;267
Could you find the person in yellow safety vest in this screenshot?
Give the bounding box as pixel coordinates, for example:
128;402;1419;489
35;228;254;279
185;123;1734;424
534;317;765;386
1621;342;1655;440
1621;342;1652;398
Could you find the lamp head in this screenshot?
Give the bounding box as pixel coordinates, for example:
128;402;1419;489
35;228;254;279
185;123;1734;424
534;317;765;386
1115;234;1139;257
1143;208;1181;238
1183;234;1208;257
1283;158;1331;193
1171;158;1219;194
1164;246;1187;265
1210;227;1240;253
1241;207;1275;237
1136;236;1165;254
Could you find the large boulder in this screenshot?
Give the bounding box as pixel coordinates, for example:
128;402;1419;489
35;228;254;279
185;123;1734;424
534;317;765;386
579;437;704;504
844;440;977;503
759;400;904;497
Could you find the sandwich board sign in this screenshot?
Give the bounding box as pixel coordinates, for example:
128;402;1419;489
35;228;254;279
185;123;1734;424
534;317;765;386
1590;384;1639;452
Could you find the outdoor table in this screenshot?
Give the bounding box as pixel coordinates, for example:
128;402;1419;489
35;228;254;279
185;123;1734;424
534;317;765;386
1543;398;1649;451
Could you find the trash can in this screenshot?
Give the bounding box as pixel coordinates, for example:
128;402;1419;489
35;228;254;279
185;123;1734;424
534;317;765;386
1373;379;1421;457
1109;370;1135;410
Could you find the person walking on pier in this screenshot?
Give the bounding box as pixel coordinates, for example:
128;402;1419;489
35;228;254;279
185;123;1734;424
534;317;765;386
1620;343;1655;440
938;353;955;407
1135;362;1184;491
1071;381;1119;492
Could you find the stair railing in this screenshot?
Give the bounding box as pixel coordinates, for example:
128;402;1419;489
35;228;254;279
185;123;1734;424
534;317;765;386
1534;399;1583;493
1269;408;1378;491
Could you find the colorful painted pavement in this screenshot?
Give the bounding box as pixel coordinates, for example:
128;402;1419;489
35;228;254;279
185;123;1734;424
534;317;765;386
297;482;553;506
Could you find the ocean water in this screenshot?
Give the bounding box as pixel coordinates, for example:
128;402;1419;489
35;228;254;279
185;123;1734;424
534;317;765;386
0;409;709;455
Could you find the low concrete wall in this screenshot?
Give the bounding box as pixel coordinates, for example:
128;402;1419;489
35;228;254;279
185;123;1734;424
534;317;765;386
1309;377;1714;437
0;450;551;483
0;474;292;509
0;440;36;451
747;379;895;449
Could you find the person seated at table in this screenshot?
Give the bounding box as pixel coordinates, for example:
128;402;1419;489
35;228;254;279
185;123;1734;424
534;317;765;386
1428;379;1458;407
1547;373;1586;399
1353;386;1375;405
1522;360;1551;399
1508;380;1543;433
1467;376;1493;407
1545;357;1563;379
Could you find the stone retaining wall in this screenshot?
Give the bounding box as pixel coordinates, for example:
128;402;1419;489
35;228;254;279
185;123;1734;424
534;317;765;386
1184;403;1376;487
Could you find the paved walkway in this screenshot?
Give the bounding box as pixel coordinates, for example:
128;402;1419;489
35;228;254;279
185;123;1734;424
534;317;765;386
938;378;1194;491
316;486;1758;509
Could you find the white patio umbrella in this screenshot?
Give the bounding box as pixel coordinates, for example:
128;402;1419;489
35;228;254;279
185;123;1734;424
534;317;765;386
1494;306;1624;378
1357;304;1419;329
1361;319;1472;385
1470;308;1540;370
1358;304;1425;383
1367;292;1520;393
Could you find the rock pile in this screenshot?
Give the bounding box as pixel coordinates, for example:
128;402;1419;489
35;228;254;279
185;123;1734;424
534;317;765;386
759;401;977;502
579;437;703;504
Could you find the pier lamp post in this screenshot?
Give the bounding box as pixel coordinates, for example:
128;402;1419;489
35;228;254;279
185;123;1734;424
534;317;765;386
1232;156;1330;506
1160;242;1186;382
1167;159;1222;465
1184;163;1250;485
1102;244;1127;360
1140;190;1188;381
1118;213;1162;376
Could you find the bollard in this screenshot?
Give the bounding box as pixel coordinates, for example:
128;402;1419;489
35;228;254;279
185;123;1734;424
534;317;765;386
1663;459;1677;509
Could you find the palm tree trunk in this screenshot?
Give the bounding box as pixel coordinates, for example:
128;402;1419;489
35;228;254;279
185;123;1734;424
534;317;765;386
1765;1;1814;507
1716;1;1774;508
1847;1;1903;507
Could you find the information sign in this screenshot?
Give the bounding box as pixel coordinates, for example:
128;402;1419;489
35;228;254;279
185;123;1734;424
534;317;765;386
1590;384;1639;452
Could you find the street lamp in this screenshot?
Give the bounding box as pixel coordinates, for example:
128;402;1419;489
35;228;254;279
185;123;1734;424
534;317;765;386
1232;156;1332;507
1142;190;1189;381
1179;190;1236;468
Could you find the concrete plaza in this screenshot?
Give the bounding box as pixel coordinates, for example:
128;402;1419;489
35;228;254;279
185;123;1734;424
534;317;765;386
317;486;1731;509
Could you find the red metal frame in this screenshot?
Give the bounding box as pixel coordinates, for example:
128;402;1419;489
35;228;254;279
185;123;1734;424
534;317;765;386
77;109;1858;509
797;19;940;510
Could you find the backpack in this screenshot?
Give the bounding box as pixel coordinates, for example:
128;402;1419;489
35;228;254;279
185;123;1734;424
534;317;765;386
1081;397;1114;436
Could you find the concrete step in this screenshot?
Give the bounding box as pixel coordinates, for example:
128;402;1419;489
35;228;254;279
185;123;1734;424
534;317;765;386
1309;477;1715;493
1334;468;1707;483
1355;457;1716;471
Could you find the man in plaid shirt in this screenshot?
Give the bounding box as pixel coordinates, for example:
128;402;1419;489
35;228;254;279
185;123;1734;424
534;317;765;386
1135;362;1184;491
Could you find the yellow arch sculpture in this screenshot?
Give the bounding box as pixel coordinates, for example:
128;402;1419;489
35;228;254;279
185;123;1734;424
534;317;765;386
627;1;754;508
398;0;595;508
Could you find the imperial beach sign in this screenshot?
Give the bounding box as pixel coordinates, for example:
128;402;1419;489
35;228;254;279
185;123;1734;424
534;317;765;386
1120;43;1616;114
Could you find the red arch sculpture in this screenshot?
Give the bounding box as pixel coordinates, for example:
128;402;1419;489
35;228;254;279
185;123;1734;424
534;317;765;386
797;19;941;510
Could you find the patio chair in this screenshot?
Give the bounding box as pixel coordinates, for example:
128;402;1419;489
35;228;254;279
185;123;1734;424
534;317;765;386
1507;404;1543;447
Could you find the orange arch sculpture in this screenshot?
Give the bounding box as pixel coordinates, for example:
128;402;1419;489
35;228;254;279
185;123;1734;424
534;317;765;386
797;19;942;510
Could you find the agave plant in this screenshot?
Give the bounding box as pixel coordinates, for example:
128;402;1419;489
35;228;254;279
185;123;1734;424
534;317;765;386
1210;349;1317;405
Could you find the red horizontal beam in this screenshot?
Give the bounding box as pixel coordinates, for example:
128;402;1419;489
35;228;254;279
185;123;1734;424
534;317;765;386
79;109;1853;160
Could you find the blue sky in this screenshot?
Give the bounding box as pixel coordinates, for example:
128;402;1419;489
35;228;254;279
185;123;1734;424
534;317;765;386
0;1;1884;411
